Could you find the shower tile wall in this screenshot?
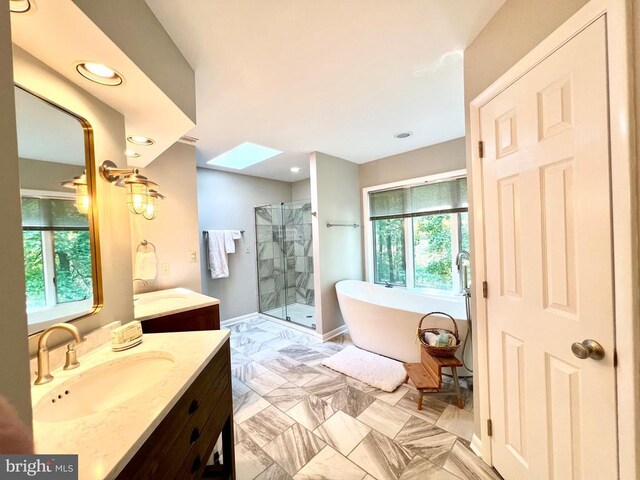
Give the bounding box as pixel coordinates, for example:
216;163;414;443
286;202;314;306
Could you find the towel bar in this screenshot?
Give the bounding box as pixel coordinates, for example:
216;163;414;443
326;222;360;228
137;240;156;252
202;230;245;235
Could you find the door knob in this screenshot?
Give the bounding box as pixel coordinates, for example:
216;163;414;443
571;339;605;360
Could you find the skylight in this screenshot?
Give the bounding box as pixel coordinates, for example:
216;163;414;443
207;142;282;169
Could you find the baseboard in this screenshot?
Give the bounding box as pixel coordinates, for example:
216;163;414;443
220;312;259;327
470;434;483;458
257;314;319;338
222;312;348;343
320;324;349;341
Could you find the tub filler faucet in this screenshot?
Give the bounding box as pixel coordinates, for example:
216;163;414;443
455;251;471;296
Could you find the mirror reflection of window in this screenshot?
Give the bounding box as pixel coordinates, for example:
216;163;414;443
21;194;93;309
14;86;97;333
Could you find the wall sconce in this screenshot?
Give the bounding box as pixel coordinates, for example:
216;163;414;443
99;160;166;219
61;172;90;215
121;173;155;215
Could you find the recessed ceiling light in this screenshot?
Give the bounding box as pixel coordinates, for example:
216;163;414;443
125;150;140;158
10;0;32;13
76;62;123;86
207;142;282;169
290;167;301;173
394;131;413;139
127;135;155;146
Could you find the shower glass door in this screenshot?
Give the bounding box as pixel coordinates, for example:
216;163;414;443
255;200;315;328
256;203;287;322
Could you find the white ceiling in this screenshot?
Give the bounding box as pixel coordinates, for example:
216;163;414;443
146;0;505;182
14;86;85;165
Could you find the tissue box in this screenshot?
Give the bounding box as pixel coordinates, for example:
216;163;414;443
111;321;143;351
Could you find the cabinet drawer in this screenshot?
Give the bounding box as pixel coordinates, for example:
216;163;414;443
115;340;231;480
175;382;233;479
155;373;231;480
141;305;220;333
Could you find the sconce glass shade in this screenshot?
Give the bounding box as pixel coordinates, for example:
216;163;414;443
61;172;90;215
143;199;157;220
76;183;90;214
143;189;165;220
10;0;32;13
122;174;154;215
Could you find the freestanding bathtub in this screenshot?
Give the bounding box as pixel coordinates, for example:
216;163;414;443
336;280;469;365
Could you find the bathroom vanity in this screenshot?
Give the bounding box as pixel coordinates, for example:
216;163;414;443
135;288;221;332
30;330;234;480
115;335;233;479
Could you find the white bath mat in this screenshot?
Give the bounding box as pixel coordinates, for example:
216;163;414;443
322;345;406;392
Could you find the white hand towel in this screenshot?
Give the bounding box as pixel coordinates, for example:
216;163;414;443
424;332;439;347
135;251;157;280
230;230;242;240
224;230;236;254
207;230;230;279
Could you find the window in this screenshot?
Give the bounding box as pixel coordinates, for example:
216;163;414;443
373;218;405;286
23;230;46;308
21;194;93;313
368;176;469;293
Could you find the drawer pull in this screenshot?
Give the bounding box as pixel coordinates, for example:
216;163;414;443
188;399;199;414
191;455;201;473
190;427;201;444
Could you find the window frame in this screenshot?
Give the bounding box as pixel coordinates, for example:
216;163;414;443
363;169;467;293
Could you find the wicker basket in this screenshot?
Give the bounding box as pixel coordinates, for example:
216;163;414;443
417;311;460;358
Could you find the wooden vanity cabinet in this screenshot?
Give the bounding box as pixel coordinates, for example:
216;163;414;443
141;304;220;333
116;339;234;480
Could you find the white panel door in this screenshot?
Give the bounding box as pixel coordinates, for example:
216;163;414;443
480;17;617;480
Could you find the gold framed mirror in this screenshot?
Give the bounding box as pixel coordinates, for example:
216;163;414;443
15;85;102;335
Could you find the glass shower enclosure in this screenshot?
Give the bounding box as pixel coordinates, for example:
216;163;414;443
255;200;315;329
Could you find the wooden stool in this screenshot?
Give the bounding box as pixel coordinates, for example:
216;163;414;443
403;347;464;410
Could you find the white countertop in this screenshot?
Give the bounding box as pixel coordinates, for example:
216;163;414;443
134;287;220;321
31;329;231;480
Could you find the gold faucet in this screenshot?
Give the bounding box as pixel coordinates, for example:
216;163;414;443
35;323;84;385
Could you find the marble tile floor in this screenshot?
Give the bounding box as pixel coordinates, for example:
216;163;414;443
264;303;316;329
226;316;502;480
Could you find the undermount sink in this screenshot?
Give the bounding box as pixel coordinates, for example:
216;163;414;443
135;293;191;308
34;351;175;423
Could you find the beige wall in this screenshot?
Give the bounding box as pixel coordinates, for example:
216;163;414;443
0;10;32;427
292;178;311;201
359;137;466;189
463;0;589;439
464;0;589;106
13;48;135;359
197;169;293;320
19;158;84;193
130;142;201;293
311;152;363;334
72;0;196;123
